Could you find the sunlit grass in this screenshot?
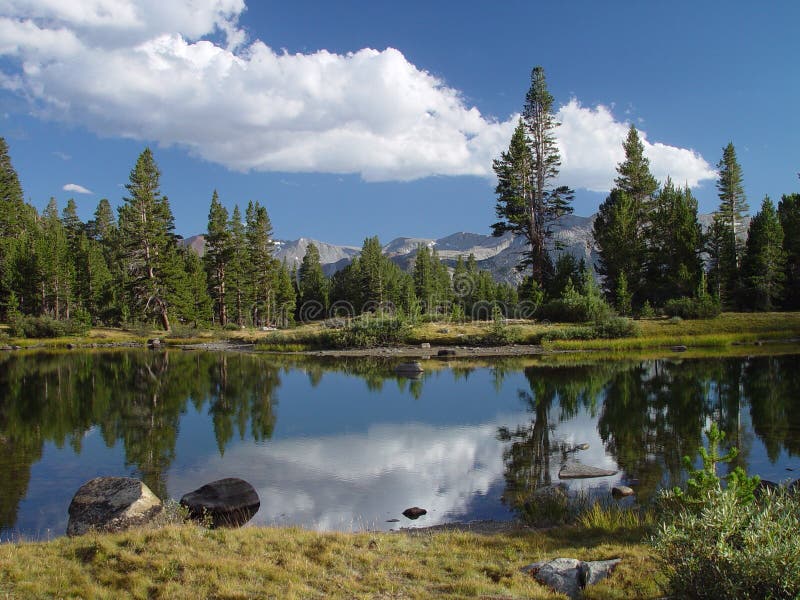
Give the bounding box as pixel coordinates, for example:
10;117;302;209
0;523;662;599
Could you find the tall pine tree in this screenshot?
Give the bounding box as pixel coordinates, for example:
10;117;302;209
741;196;785;310
778;192;800;308
117;148;178;330
492;67;573;285
714;142;748;306
297;242;328;319
204;190;232;326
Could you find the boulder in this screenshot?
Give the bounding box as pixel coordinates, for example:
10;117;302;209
521;557;622;599
402;506;427;519
420;342;431;349
67;477;162;537
558;462;618;479
180;477;260;527
437;349;457;357
611;485;635;498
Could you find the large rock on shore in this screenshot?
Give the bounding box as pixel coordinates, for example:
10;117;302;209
521;557;622;599
67;477;162;537
180;478;260;528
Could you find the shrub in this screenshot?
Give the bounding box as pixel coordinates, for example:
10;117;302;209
663;296;721;320
11;315;91;338
223;322;241;331
592;316;641;339
323;316;412;348
538;269;613;324
650;424;800;599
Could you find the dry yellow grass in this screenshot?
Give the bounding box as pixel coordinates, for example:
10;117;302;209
0;523;661;599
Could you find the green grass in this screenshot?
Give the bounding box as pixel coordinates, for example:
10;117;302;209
0;522;661;599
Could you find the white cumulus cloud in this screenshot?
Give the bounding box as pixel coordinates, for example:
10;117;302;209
63;182;93;194
0;0;715;189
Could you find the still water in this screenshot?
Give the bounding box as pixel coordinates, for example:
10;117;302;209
1;350;799;539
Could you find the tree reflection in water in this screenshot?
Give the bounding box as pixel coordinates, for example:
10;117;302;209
498;355;800;522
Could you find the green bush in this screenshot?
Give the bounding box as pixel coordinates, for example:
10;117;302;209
651;424;800;599
323;316;412;348
592;316;641;339
663;296;721;319
11;315;91;338
653;489;800;599
538;270;613;323
223;322;241;331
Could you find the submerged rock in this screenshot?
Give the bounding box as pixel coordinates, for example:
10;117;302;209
558;462;617;479
402;506;427;519
67;477;162;537
611;485;635;498
521;557;622;599
180;478;260;528
558;462;618;479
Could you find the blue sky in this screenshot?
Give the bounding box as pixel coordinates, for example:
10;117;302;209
1;1;798;245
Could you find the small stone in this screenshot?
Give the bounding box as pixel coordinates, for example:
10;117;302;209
611;485;635;498
437;349;457;357
572;443;589;451
558;462;617;479
420;342;431;349
402;506;427;519
66;343;75;350
67;477;162;537
386;518;400;523
147;338;161;348
180;477;260;528
671;345;688;352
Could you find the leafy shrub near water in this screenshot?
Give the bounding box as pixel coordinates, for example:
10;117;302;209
663;295;721;319
322;316;412;348
540;317;640;342
10;313;91;338
652;424;800;599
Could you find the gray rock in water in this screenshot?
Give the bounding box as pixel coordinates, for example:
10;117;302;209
559;462;618;479
671;345;688;352
521;557;622;599
612;485;635;498
67;477;162;537
180;477;260;528
402;506;427;519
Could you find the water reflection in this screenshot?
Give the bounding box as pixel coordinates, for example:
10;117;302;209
1;350;799;537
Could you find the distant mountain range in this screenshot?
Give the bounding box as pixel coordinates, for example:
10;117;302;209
181;213;727;285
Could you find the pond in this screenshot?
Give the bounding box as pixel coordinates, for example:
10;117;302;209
1;350;799;540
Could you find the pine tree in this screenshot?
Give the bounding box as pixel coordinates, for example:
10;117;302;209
180;247;213;327
593;189;641;302
0;137;26;239
204;190;232;326
714;143;749;305
117;148;179;330
275;259;296;327
38;198;73;319
297;242;328;319
615;125;659;213
245;200;277;326
646;179;703;304
492;67;574;284
0;137;29;317
741;196;786;310
593;126;658;306
778;192;800;308
227;205;249;327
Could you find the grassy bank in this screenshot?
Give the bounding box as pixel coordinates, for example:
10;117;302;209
0;521;660;599
2;312;799;356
